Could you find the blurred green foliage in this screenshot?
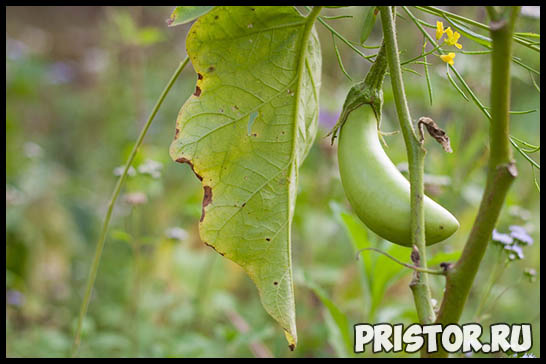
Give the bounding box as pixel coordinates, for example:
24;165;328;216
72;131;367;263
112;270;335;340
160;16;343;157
6;6;540;358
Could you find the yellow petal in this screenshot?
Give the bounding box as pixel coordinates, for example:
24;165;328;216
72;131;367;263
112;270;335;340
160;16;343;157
440;53;456;65
436;21;444;40
455;43;462;49
453;31;461;41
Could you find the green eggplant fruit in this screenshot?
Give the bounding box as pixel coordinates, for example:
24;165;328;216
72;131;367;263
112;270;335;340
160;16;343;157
337;105;459;246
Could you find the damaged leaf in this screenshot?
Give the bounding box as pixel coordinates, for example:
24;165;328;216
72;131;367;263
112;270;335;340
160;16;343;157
169;6;321;347
417;117;453;153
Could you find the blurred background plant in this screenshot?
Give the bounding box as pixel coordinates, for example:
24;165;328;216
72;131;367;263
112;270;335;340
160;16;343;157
6;6;540;358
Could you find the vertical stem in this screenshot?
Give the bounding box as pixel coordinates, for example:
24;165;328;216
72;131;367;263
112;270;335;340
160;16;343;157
130;207;141;356
71;57;190;357
428;7;519;358
379;7;435;330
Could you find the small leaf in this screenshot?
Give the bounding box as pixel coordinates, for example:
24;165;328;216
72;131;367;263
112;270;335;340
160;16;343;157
514;32;540;39
167;6;215;27
446;66;470;102
422;40;433;105
360;7;378;45
417;117;453;153
332;33;352;81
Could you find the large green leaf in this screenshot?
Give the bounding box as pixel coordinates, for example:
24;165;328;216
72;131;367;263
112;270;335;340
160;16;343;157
170;6;321;347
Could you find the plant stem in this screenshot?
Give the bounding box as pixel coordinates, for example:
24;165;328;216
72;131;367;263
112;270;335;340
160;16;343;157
356;248;445;276
415;6;538;52
403;6;539;172
306;6;375;63
428;7;519;358
379;7;435;334
71;56;190;357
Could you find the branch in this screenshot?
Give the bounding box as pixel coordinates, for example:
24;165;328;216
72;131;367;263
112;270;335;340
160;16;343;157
356;248;445;276
379;7;436;331
427;7;520;358
71;57;190;357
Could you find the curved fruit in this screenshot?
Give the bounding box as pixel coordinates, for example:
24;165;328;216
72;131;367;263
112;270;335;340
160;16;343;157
337;105;459;246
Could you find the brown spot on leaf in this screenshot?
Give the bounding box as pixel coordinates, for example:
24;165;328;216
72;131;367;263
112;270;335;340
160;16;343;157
208;66;215;73
194;86;202;97
200;186;213;222
242;202;246;207
175;157;203;181
175;128;180;138
288;344;295;351
203;241;224;256
273;281;278;285
439;225;444;230
266;238;271;242
215;15;219;19
197;73;203;80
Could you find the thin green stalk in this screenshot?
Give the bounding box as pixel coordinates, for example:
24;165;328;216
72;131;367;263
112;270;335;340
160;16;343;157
379;7;435;333
510;135;539;150
416;6;489;31
306;6;375;63
402;6;492;121
415;6;538;53
400;44;441;65
429;7;520;358
71;56;190;357
530;72;540;93
446;65;470;101
509;138;540;169
512;57;540;75
322;15;353;20
332;32;353;81
423;41;433;105
403;7;541;176
356;248;445;275
532;165;540;192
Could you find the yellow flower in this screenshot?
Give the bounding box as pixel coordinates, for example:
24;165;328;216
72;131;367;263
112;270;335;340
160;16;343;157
436;21;445;40
440;52;456;66
444;27;462;49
